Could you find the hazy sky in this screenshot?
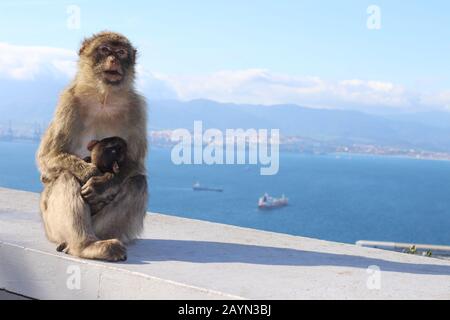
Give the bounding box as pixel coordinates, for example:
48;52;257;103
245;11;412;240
1;1;450;112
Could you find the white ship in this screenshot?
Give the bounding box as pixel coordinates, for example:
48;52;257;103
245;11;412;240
258;193;288;209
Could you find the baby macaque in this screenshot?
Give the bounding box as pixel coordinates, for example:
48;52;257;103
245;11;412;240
84;136;127;174
81;136;128;213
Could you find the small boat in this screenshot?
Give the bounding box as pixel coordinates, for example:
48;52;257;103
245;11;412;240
192;181;223;192
258;193;288;209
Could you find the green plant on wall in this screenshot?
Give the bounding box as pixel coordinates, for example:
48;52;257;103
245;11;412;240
402;245;432;257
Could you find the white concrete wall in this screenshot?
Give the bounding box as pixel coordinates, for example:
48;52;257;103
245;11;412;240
1;187;450;300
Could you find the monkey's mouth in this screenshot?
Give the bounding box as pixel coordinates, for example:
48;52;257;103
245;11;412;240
103;69;123;83
104;70;122;76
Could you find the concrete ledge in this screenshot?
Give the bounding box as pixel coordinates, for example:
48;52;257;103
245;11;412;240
1;187;450;300
0;290;30;300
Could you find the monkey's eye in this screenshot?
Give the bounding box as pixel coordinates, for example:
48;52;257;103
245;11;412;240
115;49;128;59
98;45;112;56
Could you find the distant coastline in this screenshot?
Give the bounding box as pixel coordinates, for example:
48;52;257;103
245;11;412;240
147;130;450;163
2;133;450;163
332;151;450;163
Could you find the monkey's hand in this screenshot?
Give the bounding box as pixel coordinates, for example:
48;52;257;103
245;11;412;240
80;163;102;185
81;173;121;208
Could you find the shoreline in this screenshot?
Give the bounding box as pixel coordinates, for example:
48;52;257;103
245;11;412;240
2;138;450;163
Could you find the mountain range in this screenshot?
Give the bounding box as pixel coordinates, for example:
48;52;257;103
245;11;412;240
148;99;450;152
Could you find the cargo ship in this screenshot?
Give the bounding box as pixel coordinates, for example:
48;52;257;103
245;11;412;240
258;193;288;209
192;182;223;192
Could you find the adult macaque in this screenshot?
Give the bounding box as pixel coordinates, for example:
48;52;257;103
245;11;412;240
37;31;148;262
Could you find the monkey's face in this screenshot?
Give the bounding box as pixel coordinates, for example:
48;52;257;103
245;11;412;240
79;32;137;87
93;42;133;85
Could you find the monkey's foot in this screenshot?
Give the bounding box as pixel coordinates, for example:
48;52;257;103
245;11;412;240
56;242;68;253
78;239;127;262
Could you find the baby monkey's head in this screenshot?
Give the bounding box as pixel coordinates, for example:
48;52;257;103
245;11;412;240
85;136;127;173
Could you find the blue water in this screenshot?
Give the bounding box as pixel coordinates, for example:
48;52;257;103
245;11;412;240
1;140;450;245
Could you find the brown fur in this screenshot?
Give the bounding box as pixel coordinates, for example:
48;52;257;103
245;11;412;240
37;31;148;262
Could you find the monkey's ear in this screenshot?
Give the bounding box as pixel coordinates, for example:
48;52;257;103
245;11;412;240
87;140;99;151
79;38;93;56
132;48;137;63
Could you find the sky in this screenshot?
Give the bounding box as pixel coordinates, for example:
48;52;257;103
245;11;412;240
1;0;450;113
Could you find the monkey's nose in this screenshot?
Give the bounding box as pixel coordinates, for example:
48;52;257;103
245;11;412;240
108;56;118;64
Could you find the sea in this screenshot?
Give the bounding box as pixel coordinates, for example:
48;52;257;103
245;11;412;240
1;140;449;245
